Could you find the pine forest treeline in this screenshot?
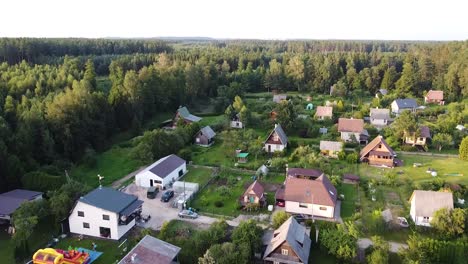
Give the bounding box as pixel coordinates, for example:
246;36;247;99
0;38;467;192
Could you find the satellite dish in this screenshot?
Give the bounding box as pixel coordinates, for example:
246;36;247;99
120;215;127;222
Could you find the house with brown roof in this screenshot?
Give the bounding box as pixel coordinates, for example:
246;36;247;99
263;217;311;264
284;175;337;218
240;180;265;207
264;124;288;153
337;118;368;144
118;235;180;264
286;167;324;180
405;126;431;147
360;136;397;167
424;90;444;105
315;106;333;120
410;190;453;227
319;141;343;158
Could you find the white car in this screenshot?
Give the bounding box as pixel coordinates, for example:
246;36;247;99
178;210;199;219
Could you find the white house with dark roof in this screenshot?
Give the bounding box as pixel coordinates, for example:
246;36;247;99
369;108;392;127
391;99;418;114
263;217;311;264
264;124;288;153
135;154;186;189
118;235;181;264
410;190;453;227
0;189;42;223
69;187;143;240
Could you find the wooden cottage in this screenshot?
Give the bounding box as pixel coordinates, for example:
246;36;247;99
360;136;396;167
264;124;288;153
240;180;265;207
194;126;216;147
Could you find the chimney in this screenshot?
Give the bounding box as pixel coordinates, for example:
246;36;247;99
131;253;137;262
275;124;278;128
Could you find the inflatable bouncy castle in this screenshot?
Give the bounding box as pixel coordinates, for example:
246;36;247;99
32;248;90;264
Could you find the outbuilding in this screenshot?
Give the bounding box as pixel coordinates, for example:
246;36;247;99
135;154;187;190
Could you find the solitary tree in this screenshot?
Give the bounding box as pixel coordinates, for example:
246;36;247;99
432;133;453;152
272;211;290;229
431;207;466;238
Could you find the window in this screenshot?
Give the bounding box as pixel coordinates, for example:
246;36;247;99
77;211;84;217
419;137;424;141
281;249;288;255
319;207;327;211
103;214;110;221
299;203;308;208
378;144;382;149
422;216;430;223
83;222;90;229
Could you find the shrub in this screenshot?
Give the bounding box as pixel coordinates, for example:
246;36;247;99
346;153;359;164
217;186;231;196
214;201;224;207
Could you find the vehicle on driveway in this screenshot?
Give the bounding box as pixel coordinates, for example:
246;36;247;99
178;209;198;219
161;190;175;202
147;187;159;199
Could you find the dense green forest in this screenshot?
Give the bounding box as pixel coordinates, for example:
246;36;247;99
0;38;467;192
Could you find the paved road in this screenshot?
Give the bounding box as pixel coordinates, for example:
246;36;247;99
358;238;408;253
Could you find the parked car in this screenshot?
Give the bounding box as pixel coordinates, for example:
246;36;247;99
178;209;198;219
161;190;175;202
147;187;159;199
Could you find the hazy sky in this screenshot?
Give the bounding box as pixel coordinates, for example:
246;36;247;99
1;0;467;40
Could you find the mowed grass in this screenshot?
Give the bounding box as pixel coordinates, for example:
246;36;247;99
70;146;140;188
198;115;225;127
182;166;213;186
358;154;468;184
337;184;358;220
55;237;121;264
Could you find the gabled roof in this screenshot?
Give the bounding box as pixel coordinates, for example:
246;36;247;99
176;106;202;122
378;89;388;95
284;176;337;207
265;124;288;145
118;235;181;264
338;118;364;133
243;180;264;198
410;190;453;217
425;90;444;100
287;168;324;178
263;217;311;264
273;94;287;103
360;136;396;159
315;106;333;117
393;99;418;109
79;187;142;214
142;154;186;179
320;141;343;152
370;108;390;120
0;189;42;215
420;126;431;138
198;126;216;139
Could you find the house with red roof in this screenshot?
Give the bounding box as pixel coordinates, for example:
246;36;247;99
424;90;444;105
240;180;265;207
338;118;368;144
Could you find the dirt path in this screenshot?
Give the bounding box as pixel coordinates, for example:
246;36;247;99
358;238;408;253
111;166;146;189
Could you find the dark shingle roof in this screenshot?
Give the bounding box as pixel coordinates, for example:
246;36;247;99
0;189;42;215
79;187;140;213
148;154;186;178
394;99;418;109
266;124;288;144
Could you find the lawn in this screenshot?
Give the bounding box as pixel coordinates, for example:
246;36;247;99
181;166;213;186
337;184;358;220
55;237;122;264
70;146;140;187
309;242;337;264
198;114;225;127
358;154;468;184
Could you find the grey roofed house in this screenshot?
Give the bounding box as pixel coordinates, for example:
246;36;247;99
176;106;202;122
148;154;186;179
199;126;216;139
320;140;343;152
0;189;42;217
118;235;181;264
263;216;311;264
393;98;418;109
79;187;143;214
378;89;388;95
370;108;391;120
410;190;453;218
265;123;288;144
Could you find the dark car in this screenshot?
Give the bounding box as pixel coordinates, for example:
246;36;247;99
147;187;159;199
160;190;174;202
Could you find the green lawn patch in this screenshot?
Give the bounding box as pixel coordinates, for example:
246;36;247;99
198;115;225;127
70;146;140;188
337;184;358;220
309;242;337;264
55;237;122;264
182;166;213;186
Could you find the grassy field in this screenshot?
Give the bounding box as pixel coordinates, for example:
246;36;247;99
182;166;213;186
358;154;468;184
55;237;122;264
337;184;358;220
198;115;225;127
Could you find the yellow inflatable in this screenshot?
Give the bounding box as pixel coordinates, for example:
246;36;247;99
32;248;90;264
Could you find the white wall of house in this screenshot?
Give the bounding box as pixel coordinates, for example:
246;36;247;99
264;143;286;153
285;201;335;218
69;202;134;240
340;132;360;142
410;199;432;227
136;163;187;189
230;121;243;129
370;118;388;126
